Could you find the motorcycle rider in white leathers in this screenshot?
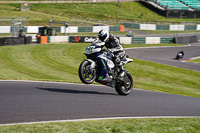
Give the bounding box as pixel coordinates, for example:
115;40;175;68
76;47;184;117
97;29;126;82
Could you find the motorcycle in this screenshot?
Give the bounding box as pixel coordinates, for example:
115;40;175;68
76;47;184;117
78;42;133;95
175;51;184;60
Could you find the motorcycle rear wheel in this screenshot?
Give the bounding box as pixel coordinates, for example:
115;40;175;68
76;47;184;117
115;72;133;95
79;60;96;84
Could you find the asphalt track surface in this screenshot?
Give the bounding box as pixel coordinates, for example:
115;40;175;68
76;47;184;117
126;45;200;71
0;81;200;125
0;45;200;125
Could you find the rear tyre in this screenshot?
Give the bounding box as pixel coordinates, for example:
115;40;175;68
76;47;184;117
78;60;96;84
115;72;133;95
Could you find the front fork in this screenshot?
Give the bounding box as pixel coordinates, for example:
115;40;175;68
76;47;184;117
86;59;96;69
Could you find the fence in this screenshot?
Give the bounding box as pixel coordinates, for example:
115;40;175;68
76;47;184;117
36;35;174;44
0;19;199;44
0;19;125;37
123;21;200;37
0;18;29;37
123;22;200;31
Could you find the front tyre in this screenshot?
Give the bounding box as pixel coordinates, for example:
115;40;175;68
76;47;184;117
79;60;96;84
115;72;133;95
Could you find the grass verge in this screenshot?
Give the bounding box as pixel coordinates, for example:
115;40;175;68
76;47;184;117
0;117;200;133
0;43;199;98
0;43;199;130
187;58;200;64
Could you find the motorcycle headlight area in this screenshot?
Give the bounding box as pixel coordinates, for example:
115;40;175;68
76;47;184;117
85;47;101;54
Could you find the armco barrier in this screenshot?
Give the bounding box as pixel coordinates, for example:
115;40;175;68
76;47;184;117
0;26;10;33
78;27;93;33
2;24;200;34
93;26;109;33
131;37;175;44
196;25;200;30
36;36;176;44
140;24;156;30
123;23;140;29
160;37;175;43
185;25;196;31
27;26;42;33
170;25;185;31
145;37;160;44
124;22;200;31
61;26;78;33
109;26;120;32
0;25;125;34
132;37;146;44
119;37;132;44
156;25;170;30
50;36;69;43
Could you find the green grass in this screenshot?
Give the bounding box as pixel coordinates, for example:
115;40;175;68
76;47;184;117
0;117;200;133
0;43;199;98
0;2;200;26
0;43;199;131
0;43;82;82
187;58;200;64
1;1;200;130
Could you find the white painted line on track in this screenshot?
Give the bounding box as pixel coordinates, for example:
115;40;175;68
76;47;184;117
0;116;199;126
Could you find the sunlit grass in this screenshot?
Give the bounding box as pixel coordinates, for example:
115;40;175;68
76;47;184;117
0;117;200;133
0;43;199;98
187;58;200;64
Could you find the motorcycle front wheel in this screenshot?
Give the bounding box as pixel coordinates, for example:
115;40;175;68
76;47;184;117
78;60;96;84
115;72;133;96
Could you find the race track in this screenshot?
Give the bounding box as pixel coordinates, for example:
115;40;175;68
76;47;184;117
125;45;200;71
0;45;200;125
0;81;200;125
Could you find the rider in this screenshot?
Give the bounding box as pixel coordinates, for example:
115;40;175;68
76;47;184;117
97;29;125;82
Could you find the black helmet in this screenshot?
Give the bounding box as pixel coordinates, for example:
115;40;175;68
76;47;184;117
98;29;109;42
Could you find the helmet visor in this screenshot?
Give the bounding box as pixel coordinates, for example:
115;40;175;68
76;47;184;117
99;33;107;42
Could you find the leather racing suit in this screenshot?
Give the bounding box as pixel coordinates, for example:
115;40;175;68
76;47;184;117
95;33;125;82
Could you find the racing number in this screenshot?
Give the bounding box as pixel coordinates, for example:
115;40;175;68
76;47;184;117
88;46;94;53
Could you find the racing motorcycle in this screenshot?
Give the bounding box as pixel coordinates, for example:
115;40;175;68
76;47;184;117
175;51;184;60
78;42;133;95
